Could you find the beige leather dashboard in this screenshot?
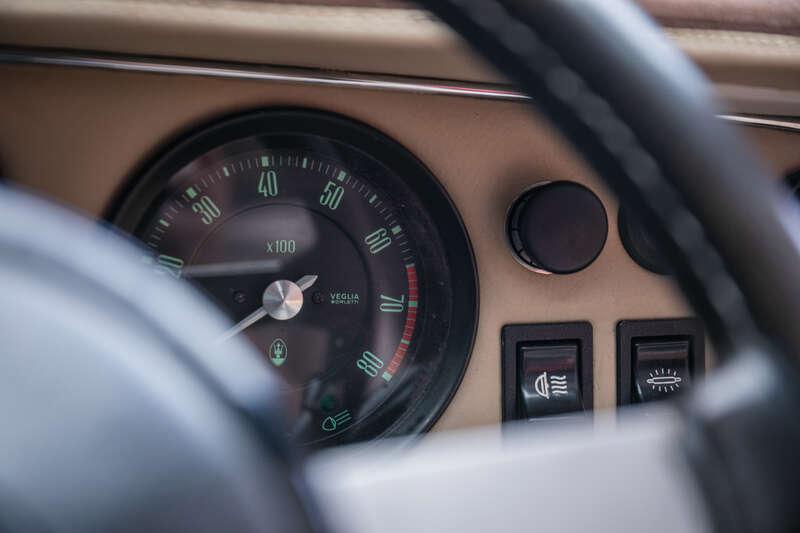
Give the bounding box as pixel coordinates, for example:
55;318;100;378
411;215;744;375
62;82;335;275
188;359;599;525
1;0;800;100
0;0;799;431
2;60;799;429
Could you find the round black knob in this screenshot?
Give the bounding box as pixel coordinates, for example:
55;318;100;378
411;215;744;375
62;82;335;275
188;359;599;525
618;207;670;275
507;181;608;274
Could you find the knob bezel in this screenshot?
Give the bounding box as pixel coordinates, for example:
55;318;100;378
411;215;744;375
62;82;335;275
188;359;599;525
506;180;608;275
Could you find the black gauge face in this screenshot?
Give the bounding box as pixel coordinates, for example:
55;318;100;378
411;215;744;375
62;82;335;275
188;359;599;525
112;110;477;449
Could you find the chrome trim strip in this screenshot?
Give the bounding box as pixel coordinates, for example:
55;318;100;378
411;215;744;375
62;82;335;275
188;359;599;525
1;49;798;131
0;49;529;102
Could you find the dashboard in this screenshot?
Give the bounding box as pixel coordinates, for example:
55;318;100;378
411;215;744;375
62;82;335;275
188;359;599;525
1;0;800;450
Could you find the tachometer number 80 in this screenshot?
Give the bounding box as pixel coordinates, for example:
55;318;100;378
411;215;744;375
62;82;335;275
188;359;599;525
357;350;384;377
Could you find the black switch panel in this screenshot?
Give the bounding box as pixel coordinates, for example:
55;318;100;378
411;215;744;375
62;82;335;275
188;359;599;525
617;319;704;405
502;322;593;421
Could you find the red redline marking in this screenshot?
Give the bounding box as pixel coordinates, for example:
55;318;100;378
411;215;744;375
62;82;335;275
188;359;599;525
386;264;419;376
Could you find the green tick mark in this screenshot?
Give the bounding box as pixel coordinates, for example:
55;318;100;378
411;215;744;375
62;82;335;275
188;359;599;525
185;186;197;199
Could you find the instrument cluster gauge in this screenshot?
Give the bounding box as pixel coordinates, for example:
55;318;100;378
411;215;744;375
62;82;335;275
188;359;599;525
112;110;478;449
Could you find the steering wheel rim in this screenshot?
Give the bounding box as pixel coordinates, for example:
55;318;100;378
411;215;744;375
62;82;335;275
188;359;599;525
413;1;800;531
423;0;771;352
0;187;322;533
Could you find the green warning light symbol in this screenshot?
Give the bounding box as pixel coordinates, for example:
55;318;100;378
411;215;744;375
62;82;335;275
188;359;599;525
269;338;288;367
321;410;352;432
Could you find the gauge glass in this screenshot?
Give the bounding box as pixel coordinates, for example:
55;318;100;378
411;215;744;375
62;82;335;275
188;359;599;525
113;111;477;448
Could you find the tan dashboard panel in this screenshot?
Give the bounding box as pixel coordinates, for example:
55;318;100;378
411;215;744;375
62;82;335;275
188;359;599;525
0;64;797;429
1;0;800;96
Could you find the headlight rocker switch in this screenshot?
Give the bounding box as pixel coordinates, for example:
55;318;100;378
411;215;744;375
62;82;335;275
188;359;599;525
518;342;582;417
502;322;593;421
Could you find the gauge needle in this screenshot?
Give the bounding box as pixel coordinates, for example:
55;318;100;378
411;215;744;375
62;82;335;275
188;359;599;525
216;275;318;343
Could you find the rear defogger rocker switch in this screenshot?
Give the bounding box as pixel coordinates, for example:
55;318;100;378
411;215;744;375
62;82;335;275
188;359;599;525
502;322;593;421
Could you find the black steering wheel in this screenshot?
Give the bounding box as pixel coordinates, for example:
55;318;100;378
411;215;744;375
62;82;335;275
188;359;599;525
1;1;798;532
